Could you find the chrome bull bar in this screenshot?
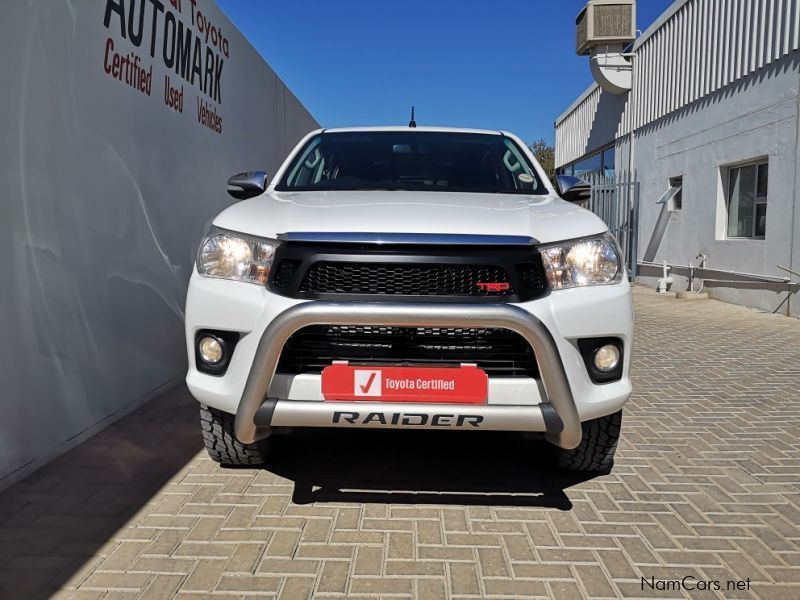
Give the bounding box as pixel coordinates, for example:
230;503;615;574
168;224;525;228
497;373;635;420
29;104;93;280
235;302;583;449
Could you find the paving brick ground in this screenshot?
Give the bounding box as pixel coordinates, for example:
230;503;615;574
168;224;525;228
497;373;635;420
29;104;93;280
1;286;799;599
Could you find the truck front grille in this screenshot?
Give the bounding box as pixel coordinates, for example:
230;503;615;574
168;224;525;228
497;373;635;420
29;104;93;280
276;325;539;378
268;242;548;302
299;263;513;297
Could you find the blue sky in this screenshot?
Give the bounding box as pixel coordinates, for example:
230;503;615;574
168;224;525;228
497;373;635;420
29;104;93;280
217;1;673;144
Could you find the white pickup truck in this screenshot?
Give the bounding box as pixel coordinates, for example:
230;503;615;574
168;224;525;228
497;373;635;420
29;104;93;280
185;127;633;472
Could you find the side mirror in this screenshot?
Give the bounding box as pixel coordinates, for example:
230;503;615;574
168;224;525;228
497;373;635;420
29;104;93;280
554;175;591;204
226;171;268;200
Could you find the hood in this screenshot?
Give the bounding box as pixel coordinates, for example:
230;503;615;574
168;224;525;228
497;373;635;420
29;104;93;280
212;190;607;245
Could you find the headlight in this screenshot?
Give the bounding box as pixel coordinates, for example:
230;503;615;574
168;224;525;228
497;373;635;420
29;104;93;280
539;233;622;290
196;227;279;285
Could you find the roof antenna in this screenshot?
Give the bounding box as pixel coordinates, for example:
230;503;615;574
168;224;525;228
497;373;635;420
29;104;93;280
408;106;416;128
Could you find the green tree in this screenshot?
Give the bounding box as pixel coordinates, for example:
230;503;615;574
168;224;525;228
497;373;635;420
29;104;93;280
529;138;555;180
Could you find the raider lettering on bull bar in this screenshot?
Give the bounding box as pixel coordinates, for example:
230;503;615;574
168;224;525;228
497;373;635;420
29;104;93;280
332;411;484;427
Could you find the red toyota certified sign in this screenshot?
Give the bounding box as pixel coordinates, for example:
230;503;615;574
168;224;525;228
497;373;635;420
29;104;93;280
321;364;488;404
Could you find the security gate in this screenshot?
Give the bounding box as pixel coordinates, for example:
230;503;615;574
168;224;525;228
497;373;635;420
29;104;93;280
583;171;640;278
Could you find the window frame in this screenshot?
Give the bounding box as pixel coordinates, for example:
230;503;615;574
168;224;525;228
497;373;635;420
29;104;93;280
557;143;615;179
724;159;768;240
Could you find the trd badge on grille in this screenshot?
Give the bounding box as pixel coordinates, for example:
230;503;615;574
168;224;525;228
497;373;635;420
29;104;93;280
476;282;510;293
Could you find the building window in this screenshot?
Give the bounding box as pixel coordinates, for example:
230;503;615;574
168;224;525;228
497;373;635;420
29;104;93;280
602;147;616;177
573;152;602;177
669;176;682;210
561;145;615;179
726;160;768;238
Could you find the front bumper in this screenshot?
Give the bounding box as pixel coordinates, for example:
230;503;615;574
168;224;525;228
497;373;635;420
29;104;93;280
236;301;580;448
185;273;633;450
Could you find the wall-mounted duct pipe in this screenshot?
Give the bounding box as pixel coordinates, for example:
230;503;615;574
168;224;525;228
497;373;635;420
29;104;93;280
590;45;633;95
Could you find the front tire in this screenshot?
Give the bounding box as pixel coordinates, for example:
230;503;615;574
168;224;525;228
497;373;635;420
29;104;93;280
552;410;622;472
200;404;270;466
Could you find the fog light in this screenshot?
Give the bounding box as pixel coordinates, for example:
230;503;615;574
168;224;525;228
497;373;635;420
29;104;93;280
198;336;224;364
593;344;620;372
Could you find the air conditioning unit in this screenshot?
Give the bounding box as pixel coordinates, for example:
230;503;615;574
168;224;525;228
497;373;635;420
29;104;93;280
576;0;636;94
576;0;636;56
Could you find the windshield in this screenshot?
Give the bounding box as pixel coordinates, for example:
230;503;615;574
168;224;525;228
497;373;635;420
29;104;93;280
276;131;547;194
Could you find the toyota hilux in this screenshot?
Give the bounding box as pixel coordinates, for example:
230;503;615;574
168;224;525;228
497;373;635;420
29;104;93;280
185;127;633;472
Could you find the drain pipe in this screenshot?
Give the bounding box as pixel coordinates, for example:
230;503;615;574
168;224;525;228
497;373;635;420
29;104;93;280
677;254;706;293
657;260;673;293
694;253;707;293
680;254;710;300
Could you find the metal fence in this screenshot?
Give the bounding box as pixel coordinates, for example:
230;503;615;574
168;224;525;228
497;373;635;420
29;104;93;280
583;171;640;278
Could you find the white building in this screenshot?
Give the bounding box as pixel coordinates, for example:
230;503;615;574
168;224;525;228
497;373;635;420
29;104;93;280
0;1;318;487
555;0;800;317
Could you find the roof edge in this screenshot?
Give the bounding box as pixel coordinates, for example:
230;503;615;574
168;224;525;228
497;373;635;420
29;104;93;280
555;83;600;126
320;126;504;135
634;0;690;51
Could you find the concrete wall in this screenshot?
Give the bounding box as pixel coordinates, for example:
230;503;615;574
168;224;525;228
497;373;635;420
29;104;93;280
634;53;800;315
0;0;318;487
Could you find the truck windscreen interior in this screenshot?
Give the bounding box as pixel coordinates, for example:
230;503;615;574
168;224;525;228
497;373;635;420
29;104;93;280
277;131;547;195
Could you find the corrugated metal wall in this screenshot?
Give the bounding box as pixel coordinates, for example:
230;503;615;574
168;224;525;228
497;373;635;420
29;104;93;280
634;0;800;129
554;86;630;167
555;0;800;167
